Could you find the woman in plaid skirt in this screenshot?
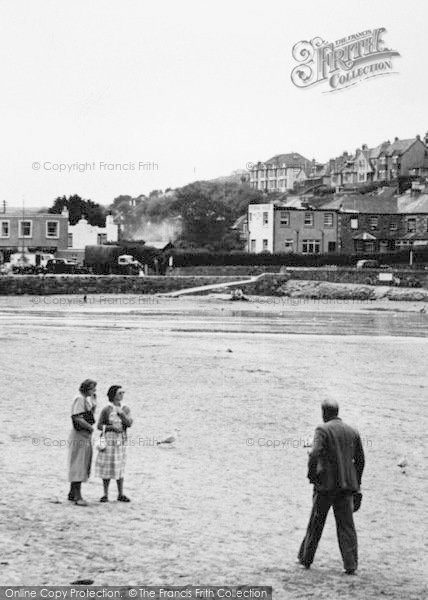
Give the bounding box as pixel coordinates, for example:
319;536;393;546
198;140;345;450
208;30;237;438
95;385;133;502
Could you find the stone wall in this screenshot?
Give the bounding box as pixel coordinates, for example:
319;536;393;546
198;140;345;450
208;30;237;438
0;269;426;297
0;275;250;296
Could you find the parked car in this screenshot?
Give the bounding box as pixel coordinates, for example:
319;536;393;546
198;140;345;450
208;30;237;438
46;259;79;274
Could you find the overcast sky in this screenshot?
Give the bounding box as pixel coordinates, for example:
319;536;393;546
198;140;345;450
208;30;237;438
1;0;426;207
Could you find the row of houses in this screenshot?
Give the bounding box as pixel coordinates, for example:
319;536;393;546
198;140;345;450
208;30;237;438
0;207;118;264
245;188;428;254
248;133;428;193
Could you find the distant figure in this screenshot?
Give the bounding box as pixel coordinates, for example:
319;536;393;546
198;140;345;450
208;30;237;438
298;400;365;574
157;255;166;276
153;257;159;275
83;295;87;303
168;254;174;275
95;385;133;502
230;288;249;301
68;379;97;506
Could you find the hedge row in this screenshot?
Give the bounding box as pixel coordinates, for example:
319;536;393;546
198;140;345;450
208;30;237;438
172;248;428;267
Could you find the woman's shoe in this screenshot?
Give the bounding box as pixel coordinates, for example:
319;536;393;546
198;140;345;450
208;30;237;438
117;495;131;502
74;499;88;506
68;492;75;502
100;496;109;503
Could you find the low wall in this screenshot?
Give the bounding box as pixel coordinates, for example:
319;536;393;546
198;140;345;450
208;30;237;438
0;275;250;296
175;266;428;288
278;268;428;288
0;270;427;296
174;266;281;276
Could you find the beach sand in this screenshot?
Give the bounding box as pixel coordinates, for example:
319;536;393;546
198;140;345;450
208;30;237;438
0;295;427;598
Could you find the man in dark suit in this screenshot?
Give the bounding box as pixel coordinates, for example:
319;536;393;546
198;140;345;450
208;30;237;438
298;400;365;574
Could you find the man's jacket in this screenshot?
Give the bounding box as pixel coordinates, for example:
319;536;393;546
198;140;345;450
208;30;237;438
308;417;365;492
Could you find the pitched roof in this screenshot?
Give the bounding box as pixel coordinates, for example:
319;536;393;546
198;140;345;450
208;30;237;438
321;192;428;214
385;139;416;156
353;231;378;240
232;214;247;229
264;152;311;168
402;232;428;240
329;154;353;174
396;194;428;213
368;141;390;159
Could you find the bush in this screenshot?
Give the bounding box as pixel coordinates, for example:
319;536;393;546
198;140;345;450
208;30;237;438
172;248;428;268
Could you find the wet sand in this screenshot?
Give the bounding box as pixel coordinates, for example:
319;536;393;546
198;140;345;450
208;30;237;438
0;295;427;598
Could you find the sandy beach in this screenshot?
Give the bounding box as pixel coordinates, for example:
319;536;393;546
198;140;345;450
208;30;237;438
0;294;427;599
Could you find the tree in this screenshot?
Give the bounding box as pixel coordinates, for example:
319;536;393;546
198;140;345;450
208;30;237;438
173;182;235;249
48;194;106;226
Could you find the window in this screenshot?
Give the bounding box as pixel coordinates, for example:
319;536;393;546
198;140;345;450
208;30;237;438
369;216;378;230
302;239;320;254
262;239;268;251
284;240;293;252
407;218;416;233
324;213;334;227
250;239;256;252
46;220;59;238
68;233;73;248
97;233;107;245
280;211;289;227
328;241;336;252
263;212;269;226
304;212;314;226
248;213;252;222
268;181;276;189
365;241;376;253
350;218;359;229
19;220;32;238
0;220;9;238
390;221;398;232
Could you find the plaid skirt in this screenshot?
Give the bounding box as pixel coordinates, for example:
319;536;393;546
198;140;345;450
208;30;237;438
95;431;126;479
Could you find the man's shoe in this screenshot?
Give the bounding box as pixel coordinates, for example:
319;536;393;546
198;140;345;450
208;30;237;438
74;499;88;507
344;569;356;575
100;496;109;503
297;559;311;569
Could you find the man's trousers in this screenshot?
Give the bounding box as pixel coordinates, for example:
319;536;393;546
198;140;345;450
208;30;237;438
298;489;358;571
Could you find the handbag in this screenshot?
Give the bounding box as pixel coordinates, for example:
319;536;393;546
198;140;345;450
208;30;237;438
95;425;107;452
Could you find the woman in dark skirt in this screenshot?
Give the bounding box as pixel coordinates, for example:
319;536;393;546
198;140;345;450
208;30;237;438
95;385;133;502
68;379;97;506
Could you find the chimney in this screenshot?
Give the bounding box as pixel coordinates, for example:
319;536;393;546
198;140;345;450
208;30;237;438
416;134;421;141
424;132;428;146
362;144;368;150
394;137;399;142
2;200;6;214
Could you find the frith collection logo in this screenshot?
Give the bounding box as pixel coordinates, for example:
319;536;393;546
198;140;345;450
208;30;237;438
291;28;400;92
